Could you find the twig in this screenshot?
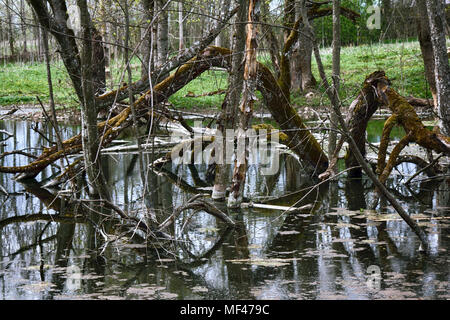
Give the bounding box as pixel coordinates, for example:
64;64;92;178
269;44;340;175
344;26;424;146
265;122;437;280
405;154;443;185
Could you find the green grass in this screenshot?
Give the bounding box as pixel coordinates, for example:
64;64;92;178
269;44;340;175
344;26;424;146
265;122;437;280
312;41;435;103
291;40;443;108
0;60;77;106
0;40;441;110
168;69;228;110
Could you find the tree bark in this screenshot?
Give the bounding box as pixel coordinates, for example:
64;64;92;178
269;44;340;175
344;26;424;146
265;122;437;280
228;0;259;208
260;0;280;75
328;0;341;159
28;0;84;102
156;0;169;68
6;0;15;57
20;0;28;55
416;0;437;109
178;1;184;50
77;0;110;201
212;0;247;201
92;28;106;96
425;0;450;136
141;0;154;78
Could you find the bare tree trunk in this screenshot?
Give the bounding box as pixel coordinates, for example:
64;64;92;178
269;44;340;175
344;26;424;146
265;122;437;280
141;0;154;78
416;0;437;108
284;0;297;90
212;0;247;201
32;10;41;60
178;1;184;50
261;0;280;75
381;0;392;40
283;0;295;42
228;0;259;208
217;0;231;48
328;0;341;158
20;0;28;55
425;0;450;135
77;0;110;201
6;0;15;57
156;0;169;68
92;28;106;96
41;26;64;169
289;0;316;92
29;0;84;102
298;28;317;91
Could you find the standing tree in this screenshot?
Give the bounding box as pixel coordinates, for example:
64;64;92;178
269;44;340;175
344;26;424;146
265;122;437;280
212;0;247;201
156;0;169;68
425;0;450;135
228;0;260;208
77;0;110;201
416;0;437;108
141;0;155;78
328;0;341;159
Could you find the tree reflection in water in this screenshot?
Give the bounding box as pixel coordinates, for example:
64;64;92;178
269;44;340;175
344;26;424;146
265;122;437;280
0;120;448;299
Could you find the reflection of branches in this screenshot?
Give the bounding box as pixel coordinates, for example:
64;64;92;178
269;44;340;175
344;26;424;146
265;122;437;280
158;195;235;231
187;164;209;187
0;129;13;142
1;235;57;262
386;184;436;206
154;165;211;195
178;226;233;268
405;155;443;185
0;213;85;230
271;166;358;221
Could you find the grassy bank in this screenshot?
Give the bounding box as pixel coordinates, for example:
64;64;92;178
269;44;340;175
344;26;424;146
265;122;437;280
0;40;436;110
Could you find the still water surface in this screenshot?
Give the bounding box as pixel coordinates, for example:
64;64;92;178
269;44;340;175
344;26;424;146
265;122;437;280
0;120;448;300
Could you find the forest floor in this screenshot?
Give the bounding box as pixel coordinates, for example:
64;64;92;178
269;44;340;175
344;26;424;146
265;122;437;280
0;40;437;122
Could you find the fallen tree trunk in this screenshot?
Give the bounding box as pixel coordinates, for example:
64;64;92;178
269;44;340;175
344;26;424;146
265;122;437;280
320;71;450;181
320;71;384;180
3;46;328;179
95;6;240;112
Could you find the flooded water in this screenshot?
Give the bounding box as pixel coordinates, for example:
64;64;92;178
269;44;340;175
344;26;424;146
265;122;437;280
0;120;448;300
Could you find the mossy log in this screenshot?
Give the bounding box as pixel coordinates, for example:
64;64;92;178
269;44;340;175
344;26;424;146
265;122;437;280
374;72;450;183
321;70;449;181
2;46;328;179
320;71;384;180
